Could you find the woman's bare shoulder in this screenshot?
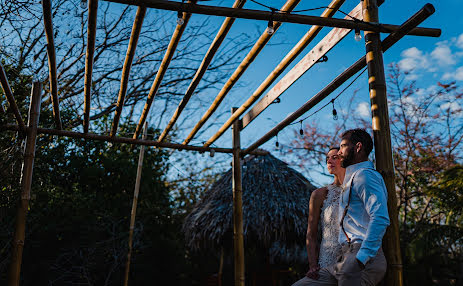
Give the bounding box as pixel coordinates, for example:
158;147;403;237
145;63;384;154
311;187;329;202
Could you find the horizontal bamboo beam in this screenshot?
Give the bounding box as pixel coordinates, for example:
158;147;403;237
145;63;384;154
83;0;98;133
243;3;436;156
240;1;362;130
0;124;268;156
133;0;197;139
110;6;147;137
105;0;441;37
182;0;302;145
0;63;26;132
42;0;62;130
157;0;246;143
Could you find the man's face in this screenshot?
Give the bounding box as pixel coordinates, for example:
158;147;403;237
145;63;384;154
338;139;355;168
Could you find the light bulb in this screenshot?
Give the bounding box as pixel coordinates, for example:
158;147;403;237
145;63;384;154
354;28;362;42
177;11;184;26
80;0;87;9
266;26;274;35
209;149;215;157
267;19;274;35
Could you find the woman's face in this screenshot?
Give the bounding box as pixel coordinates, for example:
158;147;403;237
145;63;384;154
326;149;342;175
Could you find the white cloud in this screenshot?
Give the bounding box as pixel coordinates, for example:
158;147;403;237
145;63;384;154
431;43;456;66
405;73;419;81
402;47;423;58
455;67;463;80
441;102;462;113
457;33;463;49
398;47;430;72
356;102;370;118
440;66;463;81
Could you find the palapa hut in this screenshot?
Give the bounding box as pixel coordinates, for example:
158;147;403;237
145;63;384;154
183;152;317;284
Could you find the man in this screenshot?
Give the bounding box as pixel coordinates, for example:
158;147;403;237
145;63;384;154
293;128;389;286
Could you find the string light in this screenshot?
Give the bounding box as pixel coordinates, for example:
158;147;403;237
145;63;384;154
80;0;87;9
299;121;304;136
275;133;279;148
177;10;184;26
266;10;275;35
354;27;362;42
331;99;338;120
209;149;215;157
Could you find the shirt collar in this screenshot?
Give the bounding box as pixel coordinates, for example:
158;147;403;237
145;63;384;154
342;161;374;187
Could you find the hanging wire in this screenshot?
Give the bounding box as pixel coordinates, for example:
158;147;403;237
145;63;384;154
247;0;381;30
289;67;368;127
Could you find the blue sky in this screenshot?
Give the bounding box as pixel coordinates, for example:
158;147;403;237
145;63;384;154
166;0;463;185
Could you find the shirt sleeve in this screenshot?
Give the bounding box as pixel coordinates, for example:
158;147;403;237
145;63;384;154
354;169;390;264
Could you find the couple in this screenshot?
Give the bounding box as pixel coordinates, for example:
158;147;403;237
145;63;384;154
293;129;390;286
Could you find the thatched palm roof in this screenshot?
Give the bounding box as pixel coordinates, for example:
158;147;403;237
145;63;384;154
183;152;316;263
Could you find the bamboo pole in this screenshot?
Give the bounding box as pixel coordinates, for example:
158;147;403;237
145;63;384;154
182;0;302;145
0;63;26;132
215;1;356;141
105;0;441;37
133;0;197;139
242;4;436;156
124;122;148;286
7;82;42;286
0;124;268;156
201;0;349;146
110;6;147;137
83;0;98;133
42;0;62;130
231;107;245;286
0;101;4;113
157;0;246;143
362;0;404;285
240;0;365;130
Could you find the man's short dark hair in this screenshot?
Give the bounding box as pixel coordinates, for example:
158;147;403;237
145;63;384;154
341;129;373;156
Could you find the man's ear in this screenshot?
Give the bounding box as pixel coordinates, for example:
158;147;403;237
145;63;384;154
355;142;363;154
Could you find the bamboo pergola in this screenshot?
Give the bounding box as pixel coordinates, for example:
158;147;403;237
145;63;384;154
0;0;440;285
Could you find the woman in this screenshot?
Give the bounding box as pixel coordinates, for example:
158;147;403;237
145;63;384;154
305;147;345;279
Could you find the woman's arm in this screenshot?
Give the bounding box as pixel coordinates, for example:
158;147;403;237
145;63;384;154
306;187;327;278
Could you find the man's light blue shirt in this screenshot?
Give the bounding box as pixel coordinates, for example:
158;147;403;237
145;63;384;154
338;161;390;264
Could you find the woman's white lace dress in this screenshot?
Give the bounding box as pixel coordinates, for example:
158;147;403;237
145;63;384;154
318;184;342;268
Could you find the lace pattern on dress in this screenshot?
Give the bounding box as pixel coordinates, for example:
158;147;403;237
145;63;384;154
318;184;342;268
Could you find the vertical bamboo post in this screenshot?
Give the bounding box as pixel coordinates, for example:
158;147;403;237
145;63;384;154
362;1;403;285
124;122;148;286
232;107;245;286
7;82;42;286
